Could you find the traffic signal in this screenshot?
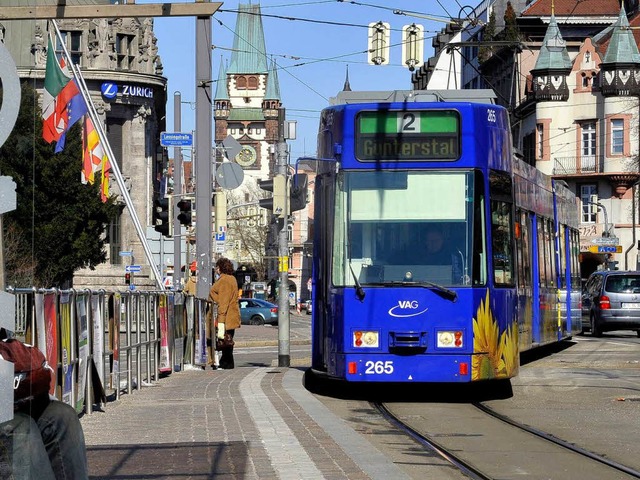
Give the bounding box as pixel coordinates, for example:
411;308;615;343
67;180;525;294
153;196;172;237
367;21;390;65
258;175;287;218
290;173;308;212
125;273;131;285
177;199;193;226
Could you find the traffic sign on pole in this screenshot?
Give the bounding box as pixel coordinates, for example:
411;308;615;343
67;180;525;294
125;265;142;273
160;132;193;147
588;245;622;254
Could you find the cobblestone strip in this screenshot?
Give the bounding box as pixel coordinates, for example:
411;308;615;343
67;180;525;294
239;368;325;479
282;370;411;480
262;370;368;479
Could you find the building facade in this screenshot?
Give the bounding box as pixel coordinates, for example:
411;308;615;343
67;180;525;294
2;1;167;290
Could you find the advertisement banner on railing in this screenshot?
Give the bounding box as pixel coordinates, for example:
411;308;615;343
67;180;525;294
111;294;120;390
158;295;171;373
60;293;74;406
44;293;58;396
184;296;194;363
75;294;89;413
35;293;46;356
91;294;104;386
195;301;207;365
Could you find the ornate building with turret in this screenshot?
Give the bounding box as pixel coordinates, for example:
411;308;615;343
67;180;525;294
1;0;167;289
421;0;640;278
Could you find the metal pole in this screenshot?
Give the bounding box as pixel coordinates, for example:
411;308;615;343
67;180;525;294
277;110;290;368
195;14;213;299
173;92;182;290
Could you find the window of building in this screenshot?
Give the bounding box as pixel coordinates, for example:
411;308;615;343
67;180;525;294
237;76;247;89
580;184;598;223
611;118;624;155
115;33;136;70
582;122;596;156
522;130;535;166
56;30;82;65
536;124;544;159
248;76;258;89
107;211;122;265
106;118;125;172
255;128;262;135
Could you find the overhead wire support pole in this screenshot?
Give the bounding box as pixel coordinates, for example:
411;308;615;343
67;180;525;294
195;11;213;299
173;92;182;291
277;109;290;368
51;20;165;289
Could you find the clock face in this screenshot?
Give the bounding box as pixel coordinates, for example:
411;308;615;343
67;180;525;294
235;145;257;167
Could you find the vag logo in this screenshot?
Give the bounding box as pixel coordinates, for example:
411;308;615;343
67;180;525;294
388;300;428;318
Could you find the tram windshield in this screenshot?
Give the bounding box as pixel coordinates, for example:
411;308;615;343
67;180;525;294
332;170;486;287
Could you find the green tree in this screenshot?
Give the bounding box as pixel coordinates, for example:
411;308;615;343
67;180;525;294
0;82;119;288
479;10;496;63
503;1;520;43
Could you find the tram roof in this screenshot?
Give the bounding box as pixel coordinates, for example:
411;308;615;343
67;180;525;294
330;89;498;106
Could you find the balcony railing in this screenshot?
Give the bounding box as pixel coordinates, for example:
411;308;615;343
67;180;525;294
553;156;603;175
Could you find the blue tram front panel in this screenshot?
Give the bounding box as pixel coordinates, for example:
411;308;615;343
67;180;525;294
324;287;518;383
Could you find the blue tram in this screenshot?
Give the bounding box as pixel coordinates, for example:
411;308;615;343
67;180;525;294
308;90;581;383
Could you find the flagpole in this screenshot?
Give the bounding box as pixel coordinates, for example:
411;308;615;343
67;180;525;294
50;20;165;290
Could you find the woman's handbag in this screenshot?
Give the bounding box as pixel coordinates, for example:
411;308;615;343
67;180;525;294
216;333;234;350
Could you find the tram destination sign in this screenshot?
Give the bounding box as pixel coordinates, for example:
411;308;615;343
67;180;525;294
355;110;459;161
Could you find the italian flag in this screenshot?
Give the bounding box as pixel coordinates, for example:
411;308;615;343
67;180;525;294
42;35;79;144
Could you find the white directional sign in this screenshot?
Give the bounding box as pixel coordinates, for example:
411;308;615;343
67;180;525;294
591;237;619;246
125;265;142;273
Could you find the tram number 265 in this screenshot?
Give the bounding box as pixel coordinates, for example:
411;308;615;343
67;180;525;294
364;361;394;375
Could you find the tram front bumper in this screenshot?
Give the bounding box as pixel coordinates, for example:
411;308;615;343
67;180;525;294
336;353;475;382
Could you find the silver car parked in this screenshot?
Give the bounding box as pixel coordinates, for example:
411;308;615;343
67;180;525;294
582;271;640;337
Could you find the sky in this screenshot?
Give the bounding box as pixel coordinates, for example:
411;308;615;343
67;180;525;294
138;0;466;161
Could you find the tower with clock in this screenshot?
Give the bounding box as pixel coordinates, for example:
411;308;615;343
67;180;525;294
213;3;282;181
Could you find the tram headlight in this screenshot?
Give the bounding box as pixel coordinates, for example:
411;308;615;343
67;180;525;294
353;330;379;348
437;330;463;348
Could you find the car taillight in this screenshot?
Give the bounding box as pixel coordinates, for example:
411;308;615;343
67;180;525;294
599;295;611;309
270;308;278;313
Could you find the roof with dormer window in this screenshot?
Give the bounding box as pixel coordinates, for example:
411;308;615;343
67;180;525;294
227;3;268;74
522;0;621;17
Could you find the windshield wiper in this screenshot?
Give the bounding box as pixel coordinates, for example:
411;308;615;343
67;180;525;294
367;280;457;302
348;263;366;302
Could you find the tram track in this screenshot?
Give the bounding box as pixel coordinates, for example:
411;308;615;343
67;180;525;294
375;401;640;479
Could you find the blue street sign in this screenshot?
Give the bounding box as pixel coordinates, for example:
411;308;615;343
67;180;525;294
598;246;618;253
125;265;142;273
160;132;193;147
119;251;133;257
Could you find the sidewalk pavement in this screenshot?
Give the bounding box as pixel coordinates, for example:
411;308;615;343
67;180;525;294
80;322;411;479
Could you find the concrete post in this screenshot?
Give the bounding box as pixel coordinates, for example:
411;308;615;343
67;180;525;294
277;110;290;367
173;92;182;291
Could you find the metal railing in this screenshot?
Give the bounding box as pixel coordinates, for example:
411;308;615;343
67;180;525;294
553;156;602;175
6;288;209;415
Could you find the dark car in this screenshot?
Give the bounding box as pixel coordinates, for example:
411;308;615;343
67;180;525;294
582;270;640;337
239;298;278;326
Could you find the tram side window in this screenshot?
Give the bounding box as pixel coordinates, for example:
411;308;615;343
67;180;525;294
558;226;567;289
515;210;532;288
571;229;581;290
547;218;557;287
490;172;515;287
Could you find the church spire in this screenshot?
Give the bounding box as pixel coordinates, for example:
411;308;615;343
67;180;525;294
343;65;352;92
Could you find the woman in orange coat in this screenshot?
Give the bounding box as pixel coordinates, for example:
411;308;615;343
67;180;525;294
209;257;241;369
